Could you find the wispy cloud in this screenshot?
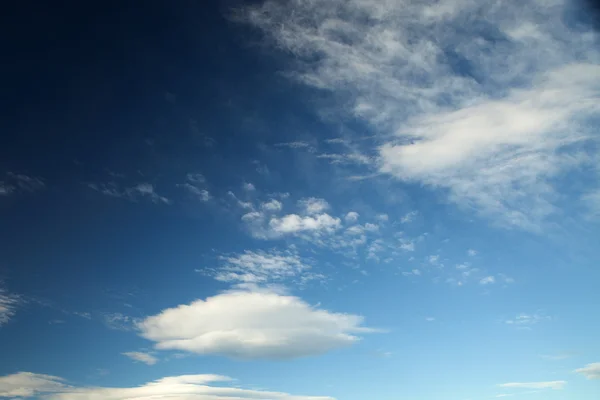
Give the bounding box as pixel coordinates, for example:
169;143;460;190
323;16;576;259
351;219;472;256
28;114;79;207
122;351;158;366
89;182;170;204
0;172;45;196
0;371;334;399
102;312;139;331
178;173;210;202
505;313;551;328
0;287;21;327
497;381;566;390
574;362;600;380
240;0;600;231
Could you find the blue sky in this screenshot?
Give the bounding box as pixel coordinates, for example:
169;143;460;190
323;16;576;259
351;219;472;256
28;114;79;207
1;0;600;399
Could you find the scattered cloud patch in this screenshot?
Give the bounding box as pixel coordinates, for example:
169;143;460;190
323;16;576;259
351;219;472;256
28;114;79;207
262;199;283;212
479;276;496;285
344;211;359;223
209;249;323;286
505;313;551;328
137;288;376;360
400;211;418;224
467;249;478;257
575;362;600;380
298;197;330;215
102;312;139;331
241;0;600;230
0;288;20;327
122;351;158;366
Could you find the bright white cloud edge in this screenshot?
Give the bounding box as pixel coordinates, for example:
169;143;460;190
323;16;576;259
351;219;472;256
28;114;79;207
0;371;334;399
137;288;377;359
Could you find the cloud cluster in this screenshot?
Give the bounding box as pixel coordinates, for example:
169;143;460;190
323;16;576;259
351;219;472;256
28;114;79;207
240;196;342;240
212;249;323;286
241;0;600;230
0;372;334;399
137;288;375;360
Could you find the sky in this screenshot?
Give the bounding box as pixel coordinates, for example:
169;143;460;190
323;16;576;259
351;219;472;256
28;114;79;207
1;0;600;399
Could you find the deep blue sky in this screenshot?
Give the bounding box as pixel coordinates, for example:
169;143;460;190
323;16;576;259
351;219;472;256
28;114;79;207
1;1;599;399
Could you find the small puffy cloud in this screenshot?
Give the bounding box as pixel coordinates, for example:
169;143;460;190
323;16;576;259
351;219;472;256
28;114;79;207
399;238;415;252
344;211;359;223
400;211;418;224
261;199;283;212
376;214;389;222
480;276;496;285
269;213;341;236
298;197;330;215
497;381;566;390
575;363;600;380
0;372;334;400
137;289;376;360
122;351;158;365
467;249;478;256
425;317;435;322
243;182;256;191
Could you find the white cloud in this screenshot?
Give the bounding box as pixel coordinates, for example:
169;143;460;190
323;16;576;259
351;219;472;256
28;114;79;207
0;372;334;400
261;199;283;212
582;189;600;219
275;141;314;150
269;213;341;236
479;276;495;285
400;211;418;224
137;288;376;360
317;152;372;165
344;211;360;223
122;351;158;365
467;249;478;256
179;183;210;202
0;288;20;327
243;182;256;191
398;238;415;251
179;174;211;202
298;197;330;215
497;381;566;390
425;317;435;322
0;372;66;398
575;362;600;380
90;182;170;204
505;313;551;327
102;313;138;331
241;0;600;230
212;249;322;285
